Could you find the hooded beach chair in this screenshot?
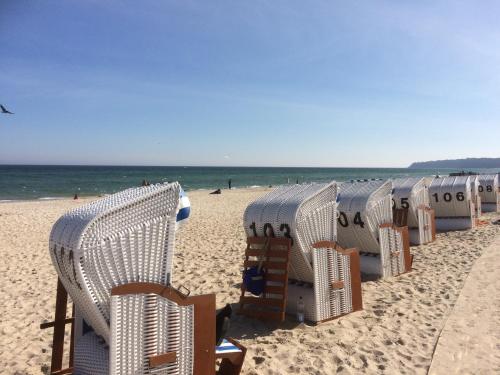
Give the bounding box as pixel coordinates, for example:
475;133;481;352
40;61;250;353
477;174;500;212
392;177;435;245
428;176;476;231
44;183;245;375
240;182;362;323
336;180;412;278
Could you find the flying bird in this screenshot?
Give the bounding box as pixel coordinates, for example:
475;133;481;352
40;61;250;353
1;105;14;114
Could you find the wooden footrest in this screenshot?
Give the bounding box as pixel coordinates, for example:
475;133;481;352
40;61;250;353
238;237;291;322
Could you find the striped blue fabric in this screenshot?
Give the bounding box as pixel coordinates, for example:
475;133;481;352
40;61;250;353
215;339;241;354
176;187;191;228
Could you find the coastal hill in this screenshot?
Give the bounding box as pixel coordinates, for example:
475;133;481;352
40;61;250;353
409;157;500;169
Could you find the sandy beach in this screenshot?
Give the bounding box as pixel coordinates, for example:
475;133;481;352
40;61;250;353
429;234;500;375
0;188;499;375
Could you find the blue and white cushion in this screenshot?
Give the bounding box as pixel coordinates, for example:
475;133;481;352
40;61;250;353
176;187;191;229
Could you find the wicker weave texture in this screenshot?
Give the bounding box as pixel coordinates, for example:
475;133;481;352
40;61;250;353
49;183;181;342
73;331;109;375
110;293;194;375
468;176;482;217
311;246;352;321
418;209;433;244
243;183;338;283
434;217;474;231
336;181;393;254
379;227;405;278
392;177;429;227
478;174;499;212
470;176;480;197
428;176;473;218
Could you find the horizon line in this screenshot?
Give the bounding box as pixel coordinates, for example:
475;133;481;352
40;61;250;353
0;163;418;169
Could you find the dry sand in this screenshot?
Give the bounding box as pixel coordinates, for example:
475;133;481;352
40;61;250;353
428;233;500;375
0;188;499;374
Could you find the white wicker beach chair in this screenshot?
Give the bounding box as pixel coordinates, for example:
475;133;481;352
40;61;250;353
428;176;476;231
49;183;182;343
242;183;362;323
48;183;193;374
477;174;499;212
392;177;434;245
48;184;245;375
336;180;411;278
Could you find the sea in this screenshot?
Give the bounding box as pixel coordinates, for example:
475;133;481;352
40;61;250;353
0;165;498;201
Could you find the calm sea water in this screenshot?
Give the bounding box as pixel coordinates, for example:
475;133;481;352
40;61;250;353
0;165;498;201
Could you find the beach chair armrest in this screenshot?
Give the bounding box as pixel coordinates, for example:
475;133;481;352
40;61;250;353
148;351;177;368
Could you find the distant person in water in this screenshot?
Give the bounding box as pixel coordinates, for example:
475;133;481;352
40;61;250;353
228;179;232;190
73;194;78;200
141;179;150;186
296;178;299;184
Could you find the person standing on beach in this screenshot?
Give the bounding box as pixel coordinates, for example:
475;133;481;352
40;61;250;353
228;178;232;190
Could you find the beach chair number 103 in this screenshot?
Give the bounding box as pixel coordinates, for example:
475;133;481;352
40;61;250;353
249;222;293;244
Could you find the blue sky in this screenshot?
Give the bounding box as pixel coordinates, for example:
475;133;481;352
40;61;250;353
1;0;499;167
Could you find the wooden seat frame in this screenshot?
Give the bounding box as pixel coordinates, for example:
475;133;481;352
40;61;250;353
41;279;246;375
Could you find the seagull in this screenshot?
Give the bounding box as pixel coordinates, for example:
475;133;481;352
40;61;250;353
1;105;14;114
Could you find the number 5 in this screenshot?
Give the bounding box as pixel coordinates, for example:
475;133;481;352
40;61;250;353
401;198;409;209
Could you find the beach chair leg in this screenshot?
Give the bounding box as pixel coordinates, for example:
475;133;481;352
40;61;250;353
69;304;75;369
51;279;68;373
40;278;75;375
